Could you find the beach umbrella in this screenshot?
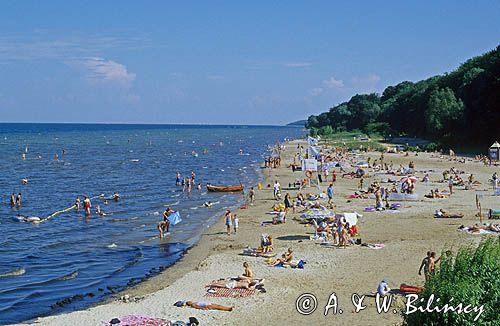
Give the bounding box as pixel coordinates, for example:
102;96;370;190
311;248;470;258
301;208;335;220
400;176;417;184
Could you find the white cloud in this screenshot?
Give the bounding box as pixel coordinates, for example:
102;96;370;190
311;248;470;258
81;57;136;84
322;76;344;89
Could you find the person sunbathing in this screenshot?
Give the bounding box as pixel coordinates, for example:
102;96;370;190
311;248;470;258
435;209;463;218
209;278;257;290
174;300;233;312
271;248;294;266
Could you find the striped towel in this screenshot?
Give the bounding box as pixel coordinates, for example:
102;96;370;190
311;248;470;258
205;287;256;298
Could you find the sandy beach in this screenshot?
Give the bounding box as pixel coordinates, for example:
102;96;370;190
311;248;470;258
26;139;499;326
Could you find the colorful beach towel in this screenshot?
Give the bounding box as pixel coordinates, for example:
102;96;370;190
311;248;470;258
205;287;256;298
103;314;173;326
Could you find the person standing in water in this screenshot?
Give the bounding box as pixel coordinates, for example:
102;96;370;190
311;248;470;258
75;196;81;212
83;196;91;216
187;177;192;193
15;193;21;208
191;171;196;183
176;172;181;186
10;193;16;207
158;207;174;238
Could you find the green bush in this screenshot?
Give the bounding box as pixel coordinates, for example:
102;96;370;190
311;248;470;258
403;239;500;325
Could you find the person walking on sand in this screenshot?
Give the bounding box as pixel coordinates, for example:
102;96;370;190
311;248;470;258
327;184;334;208
16;193;21;208
418;251;431;280
83;196;91;216
249;187;255;204
224;210;232;235
232;214;239;233
332;170;337;184
448;175;454;195
273;181;281;200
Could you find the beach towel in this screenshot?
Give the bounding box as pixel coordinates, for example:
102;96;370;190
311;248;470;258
205;287;256;298
458;227;498;235
103;315;173;326
167;212;182;226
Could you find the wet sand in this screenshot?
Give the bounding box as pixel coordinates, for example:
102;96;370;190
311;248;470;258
26;140;499;326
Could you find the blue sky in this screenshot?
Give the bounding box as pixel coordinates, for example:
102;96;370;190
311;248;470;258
0;1;498;125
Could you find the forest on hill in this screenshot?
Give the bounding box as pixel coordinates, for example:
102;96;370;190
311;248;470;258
306;46;500;148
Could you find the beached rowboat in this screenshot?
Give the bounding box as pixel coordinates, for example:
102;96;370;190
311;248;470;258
206;184;244;192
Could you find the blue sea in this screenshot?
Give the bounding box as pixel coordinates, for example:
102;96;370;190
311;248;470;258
0;123;304;324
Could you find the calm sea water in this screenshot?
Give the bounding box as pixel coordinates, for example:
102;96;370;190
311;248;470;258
0;123;304;324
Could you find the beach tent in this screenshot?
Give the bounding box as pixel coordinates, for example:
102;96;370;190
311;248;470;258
489;141;500;161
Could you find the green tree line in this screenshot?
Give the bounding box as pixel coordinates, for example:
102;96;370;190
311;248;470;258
306;45;500;146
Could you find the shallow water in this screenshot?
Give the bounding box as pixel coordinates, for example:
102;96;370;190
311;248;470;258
0;123;304;324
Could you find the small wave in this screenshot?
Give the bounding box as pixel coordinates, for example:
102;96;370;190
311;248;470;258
0;267;26;278
56;271;79;281
130;159;140;162
107;243;118;249
190;207;198;210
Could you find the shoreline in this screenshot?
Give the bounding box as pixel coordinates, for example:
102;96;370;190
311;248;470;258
25;138;499;326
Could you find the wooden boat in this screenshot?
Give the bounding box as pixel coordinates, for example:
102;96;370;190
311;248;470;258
206;184;244;192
